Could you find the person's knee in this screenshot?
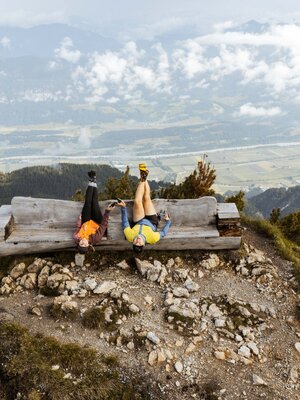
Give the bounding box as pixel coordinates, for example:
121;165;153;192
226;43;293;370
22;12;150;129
134;199;143;206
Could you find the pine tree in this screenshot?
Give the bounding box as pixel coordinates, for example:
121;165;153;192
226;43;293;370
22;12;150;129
269;208;281;225
161;157;216;199
225;191;245;212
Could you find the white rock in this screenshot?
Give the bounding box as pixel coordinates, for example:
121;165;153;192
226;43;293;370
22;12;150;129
208;304;223;318
174;361;184;373
173;287;190;298
147;264;162;282
214;318;226;328
82;278;97;291
93;281;117;295
127;341;135;350
289;366;298;383
75;253;85;267
184;279;199;292
158;267;168;285
247;342;259;356
104;306;113;322
51;365;60;371
166;259;175;268
185;343;196;354
174;268;189;280
252;267;264;276
198;270;204;278
147;332;160;345
267;307;276;318
238;306;251;318
10;263;26;279
116;260;130;270
148;350;157;366
164;292;174;306
21;273;37;290
135;258;153;276
65;280;79;291
252;374;267;386
235;334;243;342
201;254;220;270
31;307;42;317
157;349;167;363
129;304;140;314
241;327;252;337
295;342;300;353
144;296;153;304
214;351;226;360
37;266;50;288
238;345;251;358
121;293;130;302
241;267;249;276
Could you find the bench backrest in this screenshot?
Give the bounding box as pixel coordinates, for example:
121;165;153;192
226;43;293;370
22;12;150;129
11;196;217;229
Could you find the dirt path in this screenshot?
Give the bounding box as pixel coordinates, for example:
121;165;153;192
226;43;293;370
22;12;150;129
0;229;299;400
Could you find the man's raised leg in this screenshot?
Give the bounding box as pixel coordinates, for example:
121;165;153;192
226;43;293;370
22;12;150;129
143;180;156;216
133;181;146;222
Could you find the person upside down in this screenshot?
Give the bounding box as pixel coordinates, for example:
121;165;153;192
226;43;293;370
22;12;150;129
118;164;171;253
73;170;115;253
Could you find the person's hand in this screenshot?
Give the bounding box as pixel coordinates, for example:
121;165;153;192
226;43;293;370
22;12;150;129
164;212;170;221
117;200;126;207
106;203;116;211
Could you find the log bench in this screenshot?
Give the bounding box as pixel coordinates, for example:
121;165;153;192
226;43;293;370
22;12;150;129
0;196;241;257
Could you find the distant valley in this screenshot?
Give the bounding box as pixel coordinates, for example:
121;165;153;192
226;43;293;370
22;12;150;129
1;21;300;192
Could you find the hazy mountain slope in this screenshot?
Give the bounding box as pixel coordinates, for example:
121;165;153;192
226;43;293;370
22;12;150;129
249;185;300;217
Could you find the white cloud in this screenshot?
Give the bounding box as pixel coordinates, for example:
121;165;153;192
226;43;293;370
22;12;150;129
72;41;172;103
213;20;234;32
172;23;300;96
212;103;224;114
0;10;66;28
0;37;11;49
21;89;67;102
78;127;91;148
125;17;194;41
55;37;81;64
236;103;282;117
48;61;61;71
106;97;120;104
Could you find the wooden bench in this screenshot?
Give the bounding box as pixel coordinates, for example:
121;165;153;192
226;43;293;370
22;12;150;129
0;196;241;257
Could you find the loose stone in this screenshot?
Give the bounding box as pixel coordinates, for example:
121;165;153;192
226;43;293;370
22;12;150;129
174;361;183;373
147;331;160;345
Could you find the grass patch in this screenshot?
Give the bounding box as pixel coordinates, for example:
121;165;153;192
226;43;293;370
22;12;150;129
48;303;79;321
0;321;122;400
242;216;300;282
0;321;154;400
82;307;105;329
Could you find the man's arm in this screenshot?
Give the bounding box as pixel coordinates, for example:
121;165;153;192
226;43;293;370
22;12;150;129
160;220;171;239
121;206;130;228
90;203;115;244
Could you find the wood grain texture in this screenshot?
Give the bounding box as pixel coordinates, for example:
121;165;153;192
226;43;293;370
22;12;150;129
0;196;241;257
0;236;241;257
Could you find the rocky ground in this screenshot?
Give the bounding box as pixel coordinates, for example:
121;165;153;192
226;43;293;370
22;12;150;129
0;227;300;400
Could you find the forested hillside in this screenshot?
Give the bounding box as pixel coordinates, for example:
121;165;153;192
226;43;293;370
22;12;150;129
0;164;165;205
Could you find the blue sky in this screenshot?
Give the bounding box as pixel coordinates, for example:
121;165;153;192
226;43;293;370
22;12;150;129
0;0;299;33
